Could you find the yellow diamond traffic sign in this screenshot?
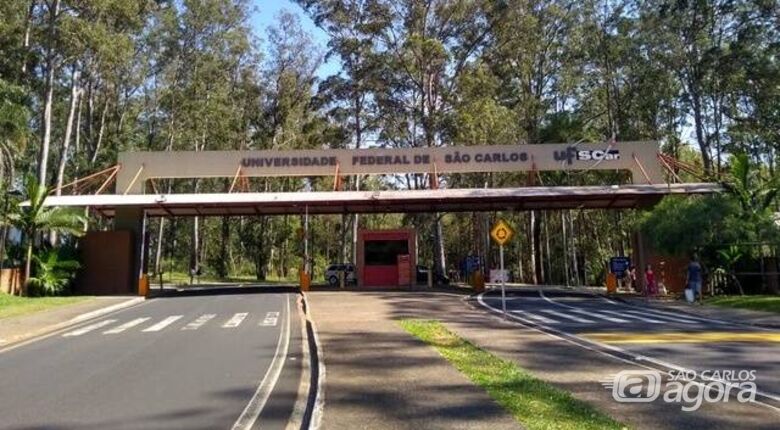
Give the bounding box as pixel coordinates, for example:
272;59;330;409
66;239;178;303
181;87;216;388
490;219;514;246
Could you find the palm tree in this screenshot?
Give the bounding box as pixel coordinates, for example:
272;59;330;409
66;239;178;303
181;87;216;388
722;152;778;222
4;176;86;296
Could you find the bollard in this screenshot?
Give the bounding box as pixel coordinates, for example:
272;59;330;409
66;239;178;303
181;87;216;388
138;274;150;297
427;268;433;289
300;270;311;292
339;270;345;289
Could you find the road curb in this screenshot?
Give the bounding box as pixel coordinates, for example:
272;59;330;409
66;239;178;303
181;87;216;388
0;296;146;352
290;292;325;430
286;296;313;430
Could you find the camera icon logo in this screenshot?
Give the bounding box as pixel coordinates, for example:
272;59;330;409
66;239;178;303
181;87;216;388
602;370;662;403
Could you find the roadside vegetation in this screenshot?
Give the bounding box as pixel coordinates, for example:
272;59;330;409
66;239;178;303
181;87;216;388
705;296;780;315
0;1;777;297
400;319;626;430
0;293;89;320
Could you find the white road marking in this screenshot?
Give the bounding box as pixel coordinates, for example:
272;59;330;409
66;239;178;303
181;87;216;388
63;319;117;337
103;318;150;334
142;315;183;332
476;293;780;411
232;300;290;430
599;309;664;323
511;310;558;324
538;309;594;323
182;314;216;330
259;311;279;327
640;308;724;324
570;308;630;323
223;313;248;328
622;309;696;324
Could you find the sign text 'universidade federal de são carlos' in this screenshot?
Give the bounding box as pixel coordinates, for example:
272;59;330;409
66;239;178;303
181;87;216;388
239;146;622;170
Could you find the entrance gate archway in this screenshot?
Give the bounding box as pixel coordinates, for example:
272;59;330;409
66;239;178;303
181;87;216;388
38;142;720;294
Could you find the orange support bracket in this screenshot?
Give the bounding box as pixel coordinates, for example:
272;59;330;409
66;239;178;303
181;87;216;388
228;165;243;193
333;163;343;191
429;161;439;190
632;153;653;184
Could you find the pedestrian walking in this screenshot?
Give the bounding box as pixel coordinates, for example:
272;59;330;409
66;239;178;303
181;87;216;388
686;254;704;304
644;264;656;298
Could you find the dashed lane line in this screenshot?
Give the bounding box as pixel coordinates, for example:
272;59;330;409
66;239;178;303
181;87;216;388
103;318;150;334
223;313;249;328
182;314;216;331
63;320;117;337
538;309;594;323
143;315;183;332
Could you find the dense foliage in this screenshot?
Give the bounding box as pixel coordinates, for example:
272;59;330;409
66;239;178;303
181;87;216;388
0;1;778;293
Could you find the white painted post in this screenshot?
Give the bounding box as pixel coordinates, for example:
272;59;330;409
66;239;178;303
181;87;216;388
500;244;506;317
304;205;309;275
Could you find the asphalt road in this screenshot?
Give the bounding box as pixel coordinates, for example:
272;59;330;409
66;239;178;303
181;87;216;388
0;288;301;430
479;289;780;410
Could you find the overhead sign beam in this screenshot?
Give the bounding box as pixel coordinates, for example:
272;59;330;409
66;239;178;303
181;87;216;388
116;142;664;194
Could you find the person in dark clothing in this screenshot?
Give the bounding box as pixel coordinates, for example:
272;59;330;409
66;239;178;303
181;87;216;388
686;254;704;304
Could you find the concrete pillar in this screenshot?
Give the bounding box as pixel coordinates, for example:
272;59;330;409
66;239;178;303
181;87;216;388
114;207;146;294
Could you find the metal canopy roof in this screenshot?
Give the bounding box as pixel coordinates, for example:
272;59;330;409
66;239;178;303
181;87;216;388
39;183;721;217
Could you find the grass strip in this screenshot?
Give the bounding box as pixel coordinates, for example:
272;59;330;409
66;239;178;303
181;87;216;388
0;294;91;320
705;295;780;314
400;319;626;430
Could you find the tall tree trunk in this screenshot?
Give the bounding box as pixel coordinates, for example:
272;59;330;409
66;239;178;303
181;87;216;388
154;218;165;275
50;68;80;244
38;0;60;185
529;212;537;284
20;0;37;76
352;176;360;264
23;241;33;296
433;213;446;278
90;100;108;164
530;210;543;284
217;217;230;278
691;92;712;174
54;68;80;194
569;210;579;286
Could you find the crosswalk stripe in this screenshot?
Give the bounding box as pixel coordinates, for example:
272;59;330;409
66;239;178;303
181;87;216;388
539;309;594;323
103;318;150;334
259;311;279;327
63;319;117;337
143;315;183;332
570;309;631;323
182;314;216;330
622;309;696;324
511;310;558;324
641;308;725;324
223;313;248;328
599;309;664;323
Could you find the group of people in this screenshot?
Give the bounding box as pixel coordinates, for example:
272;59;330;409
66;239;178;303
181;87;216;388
623;254;704;304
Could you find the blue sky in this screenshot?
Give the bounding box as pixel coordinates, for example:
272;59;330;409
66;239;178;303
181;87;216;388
250;0;340;77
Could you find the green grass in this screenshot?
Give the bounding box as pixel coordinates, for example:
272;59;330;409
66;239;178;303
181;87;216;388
0;294;91;320
705;295;780;314
400;319;627;430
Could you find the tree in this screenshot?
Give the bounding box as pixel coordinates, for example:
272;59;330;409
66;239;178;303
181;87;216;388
5;176;86;296
0;79;30;184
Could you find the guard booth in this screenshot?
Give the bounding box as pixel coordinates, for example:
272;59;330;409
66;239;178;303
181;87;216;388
356;229;416;288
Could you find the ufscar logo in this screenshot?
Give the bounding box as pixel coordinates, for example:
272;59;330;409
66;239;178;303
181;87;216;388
553;146;621;164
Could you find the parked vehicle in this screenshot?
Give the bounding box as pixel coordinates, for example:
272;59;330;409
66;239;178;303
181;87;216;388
416;265;449;285
325;263;356;286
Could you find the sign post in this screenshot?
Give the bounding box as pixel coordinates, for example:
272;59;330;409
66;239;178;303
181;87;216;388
490;219;515;318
